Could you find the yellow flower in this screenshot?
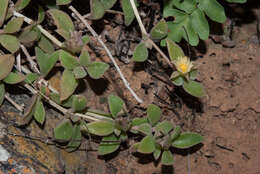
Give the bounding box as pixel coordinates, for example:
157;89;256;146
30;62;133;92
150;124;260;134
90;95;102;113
173;56;193;74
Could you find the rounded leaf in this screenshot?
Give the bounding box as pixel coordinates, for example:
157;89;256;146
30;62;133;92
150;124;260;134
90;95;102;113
48;9;74;33
155;121;173;135
147;104;161;126
60;69;78;101
73;66;87;79
171;75;184;86
198;0;226;23
54;119;73;142
138;135;156;154
3;17;24;33
0;0;8;27
153;145;162;160
150;19;168;40
121;0;135;26
87;62;109;79
59;50;79;70
166;39;184;61
191;8;209;40
161;150;174;165
98;134;120;155
108;95;124;118
86;121;115;136
3;72;25;84
0;34;20;53
0;54;15;80
72;95;87;112
183;80;205;97
132;43;148;62
90;0;105;20
34;100;45;125
172;132;203;149
66;124;82;152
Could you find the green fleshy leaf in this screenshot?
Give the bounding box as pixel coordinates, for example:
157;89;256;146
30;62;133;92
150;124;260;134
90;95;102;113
155;121;173;135
37;6;45;24
153;144;162;160
147;104;161;126
198;0;226;23
0;0;9;27
108;95;124;118
0;83;5;106
136;123;152;135
73;66;87;79
171;76;184;86
191;8;209;40
3;72;25;84
72;95;87;112
172;0;196;13
54;119;73;143
19;25;41;44
3;17;24;33
138;135;156;154
86;121;115;136
48;9;75;33
59;50;80;70
150;19;168;40
56;0;72;5
161;150;174;165
34;100;45;125
167;21;185;43
183;80;205;97
166;39;184;61
121;0;136;26
170;126;181;142
15;0;31;11
25;73;39;84
36;47;59;77
183;16;199;46
131;117;148;126
189;69;197;80
79;48;91;66
38;35;55;53
90;0;105;20
66;124;82;152
82;35;91;45
172;132;203;149
0;34;20;53
132;43;148;62
0;54;15;80
87;62;109;79
98;134;120;155
60;69;78;101
56;29;70;40
100;0;117;10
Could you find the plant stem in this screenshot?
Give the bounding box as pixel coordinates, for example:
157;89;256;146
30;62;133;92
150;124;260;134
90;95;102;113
69;5;143;104
4;93;24;112
129;0;147;35
128;0;173;67
20;44;41;74
13;11;63;48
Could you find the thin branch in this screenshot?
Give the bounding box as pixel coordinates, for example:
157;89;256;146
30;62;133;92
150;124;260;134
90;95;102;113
129;0;147;36
20;44;41;74
128;0;173;67
69;5;143;104
13;11;63;48
4;93;24;112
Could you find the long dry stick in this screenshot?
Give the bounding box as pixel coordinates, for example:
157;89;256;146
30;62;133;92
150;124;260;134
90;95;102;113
129;0;172;67
69;6;143;104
